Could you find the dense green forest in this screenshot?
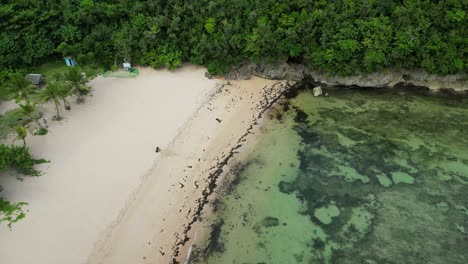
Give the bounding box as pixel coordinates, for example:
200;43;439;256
1;0;467;78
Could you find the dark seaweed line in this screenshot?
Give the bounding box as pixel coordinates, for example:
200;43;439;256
170;81;294;264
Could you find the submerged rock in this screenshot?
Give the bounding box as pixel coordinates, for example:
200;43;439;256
260;217;280;227
278;181;295;194
313;86;323;97
293;107;309;124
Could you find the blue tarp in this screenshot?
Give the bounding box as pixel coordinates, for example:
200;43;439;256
64;57;77;66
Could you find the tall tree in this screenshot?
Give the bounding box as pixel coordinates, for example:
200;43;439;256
8;73;36;105
18;102;42;128
64;67;88;103
58;84;72;110
39;82;63;120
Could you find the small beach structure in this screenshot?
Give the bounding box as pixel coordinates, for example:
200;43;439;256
26;73;42;86
103;63;139;78
64;56;77;66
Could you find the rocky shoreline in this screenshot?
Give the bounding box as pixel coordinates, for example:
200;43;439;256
171;81;291;263
221;62;467;94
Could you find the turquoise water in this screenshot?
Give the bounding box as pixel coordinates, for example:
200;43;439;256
191;87;468;264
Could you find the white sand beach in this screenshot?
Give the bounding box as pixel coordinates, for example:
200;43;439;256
0;65;287;264
0;65;213;263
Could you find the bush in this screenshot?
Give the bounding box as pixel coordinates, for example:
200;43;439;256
206;61;231;75
0;198;27;228
0;68;12;84
0;144;48;176
34;127;48;136
0;145;47;227
0;108;42;139
141;45;183;70
77;52;95;65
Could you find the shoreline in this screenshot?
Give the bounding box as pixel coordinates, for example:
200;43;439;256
172;81;292;263
86;77;289;264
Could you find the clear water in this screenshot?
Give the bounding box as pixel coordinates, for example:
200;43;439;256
191;87;468;264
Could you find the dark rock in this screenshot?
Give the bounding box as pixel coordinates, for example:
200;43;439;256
278;181;295;194
223;61;467;93
260;217;280;227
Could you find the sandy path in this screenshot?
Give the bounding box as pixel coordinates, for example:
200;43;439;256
87;77;288;264
0;65;214;264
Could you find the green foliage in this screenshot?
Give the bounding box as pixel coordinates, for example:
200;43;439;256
0;108;41;139
7;73;37;103
0;68;13;87
39;82;63;119
0;198;27;228
0;144;47;176
0;144;47;227
14;126;27;147
34;127;48;136
204;18;216;34
76;52;95;65
0;0;466;75
206;60;232;75
64;66;88;103
141;45;182;70
0;85;11;101
18;101;36;116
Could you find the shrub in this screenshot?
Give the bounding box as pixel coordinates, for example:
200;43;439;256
0;198;27;228
34;127;48;136
0;145;47;227
141;45;183;70
0;144;48;176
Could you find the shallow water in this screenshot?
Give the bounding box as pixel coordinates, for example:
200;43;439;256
191;87;468;264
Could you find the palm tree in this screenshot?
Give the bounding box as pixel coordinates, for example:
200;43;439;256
18;101;43;128
64;67;88;103
8;73;36;105
14;126;27;147
58;84;72;110
39;82;63;120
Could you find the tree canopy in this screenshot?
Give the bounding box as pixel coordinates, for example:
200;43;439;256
0;0;466;77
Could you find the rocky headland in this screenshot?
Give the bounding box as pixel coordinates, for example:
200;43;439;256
222;62;467;94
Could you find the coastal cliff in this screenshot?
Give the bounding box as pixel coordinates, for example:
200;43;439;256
224;62;467;93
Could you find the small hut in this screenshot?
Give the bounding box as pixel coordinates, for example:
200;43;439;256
26;74;43;86
64;56;77;66
123;62;131;71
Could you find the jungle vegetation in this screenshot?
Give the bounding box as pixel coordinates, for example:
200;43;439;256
0;0;466;78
